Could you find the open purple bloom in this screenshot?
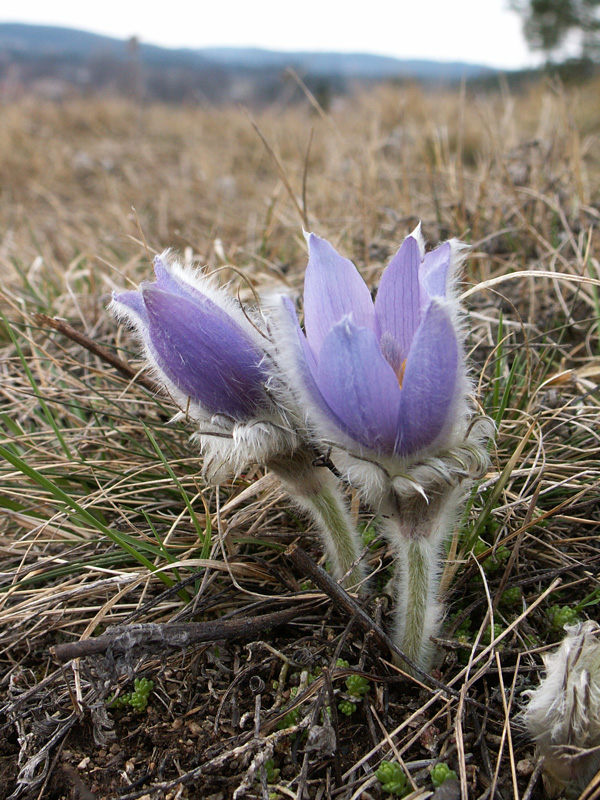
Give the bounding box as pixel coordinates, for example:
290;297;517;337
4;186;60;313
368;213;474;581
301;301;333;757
281;229;465;459
111;254;270;421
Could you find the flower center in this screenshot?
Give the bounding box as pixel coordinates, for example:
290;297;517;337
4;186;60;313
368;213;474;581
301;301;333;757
380;332;407;388
396;358;407;388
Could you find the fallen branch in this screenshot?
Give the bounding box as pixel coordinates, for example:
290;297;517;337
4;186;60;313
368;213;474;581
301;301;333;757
51;607;306;662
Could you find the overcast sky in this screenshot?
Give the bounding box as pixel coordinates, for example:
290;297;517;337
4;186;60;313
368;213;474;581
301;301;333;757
1;1;541;70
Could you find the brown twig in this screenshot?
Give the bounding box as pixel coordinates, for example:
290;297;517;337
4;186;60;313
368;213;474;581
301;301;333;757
521;756;545;800
51;607;306;662
32;313;159;393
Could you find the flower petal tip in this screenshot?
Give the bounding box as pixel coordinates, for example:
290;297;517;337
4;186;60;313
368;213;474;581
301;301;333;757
110;289;148;323
153;252;171;279
408;221;425;257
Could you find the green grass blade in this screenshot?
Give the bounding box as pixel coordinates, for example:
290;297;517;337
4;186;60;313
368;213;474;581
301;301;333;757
143;424;212;558
0;439;179;588
1;311;73;458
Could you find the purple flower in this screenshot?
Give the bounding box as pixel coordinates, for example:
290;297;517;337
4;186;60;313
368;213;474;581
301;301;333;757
110;252;304;482
111;254;270;421
280;228;467;459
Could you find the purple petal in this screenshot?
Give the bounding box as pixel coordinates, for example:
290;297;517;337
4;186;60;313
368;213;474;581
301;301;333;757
148;259;263;357
316;318;401;453
420;242;451;300
143;286;268;419
303;234;374;356
112;290;149;325
281;296;319;393
374;235;423;364
280;297;348;429
395;300;459;456
153;255;186;294
152;256;210;304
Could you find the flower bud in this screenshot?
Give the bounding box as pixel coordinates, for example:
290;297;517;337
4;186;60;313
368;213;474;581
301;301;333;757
524;620;600;798
110;252;298;481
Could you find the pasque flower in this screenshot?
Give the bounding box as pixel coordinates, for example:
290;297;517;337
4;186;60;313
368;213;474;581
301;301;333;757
278;227;469;468
524;621;600;798
275;228;490;670
110;252;299;482
110;252;366;586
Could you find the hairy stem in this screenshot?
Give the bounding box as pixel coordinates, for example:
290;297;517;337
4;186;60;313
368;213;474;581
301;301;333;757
268;450;366;589
304;482;365;586
391;535;441;673
382;486;465;673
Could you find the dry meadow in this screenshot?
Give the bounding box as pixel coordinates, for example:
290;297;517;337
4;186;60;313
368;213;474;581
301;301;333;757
1;78;600;799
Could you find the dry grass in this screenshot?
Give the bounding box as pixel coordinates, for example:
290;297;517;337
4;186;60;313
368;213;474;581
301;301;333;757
1;76;600;799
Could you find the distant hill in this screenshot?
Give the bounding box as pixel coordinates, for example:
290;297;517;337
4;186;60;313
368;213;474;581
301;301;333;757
196;46;495;81
0;22;499;103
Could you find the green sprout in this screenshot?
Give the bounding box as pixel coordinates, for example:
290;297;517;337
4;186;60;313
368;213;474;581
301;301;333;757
455;616;472;638
278;707;301;728
335;660;370;716
346;674;370;697
338;700;357;716
472;538;488;558
431;763;458;788
109;677;154;712
500;586;522;607
482;623;504;645
547;604;581;632
483;544;510;574
264;758;280;784
277;686;301;729
375;760;409;796
276;671;320;736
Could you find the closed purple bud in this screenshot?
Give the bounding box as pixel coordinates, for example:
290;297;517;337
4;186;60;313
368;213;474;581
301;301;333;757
111;254;270;421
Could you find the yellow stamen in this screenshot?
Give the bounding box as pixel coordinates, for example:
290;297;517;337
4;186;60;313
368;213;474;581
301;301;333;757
396;358;407;388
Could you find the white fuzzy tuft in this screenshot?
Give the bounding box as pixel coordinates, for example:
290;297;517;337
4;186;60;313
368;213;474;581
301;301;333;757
325;423;490;513
191;417;301;484
524;621;600;797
